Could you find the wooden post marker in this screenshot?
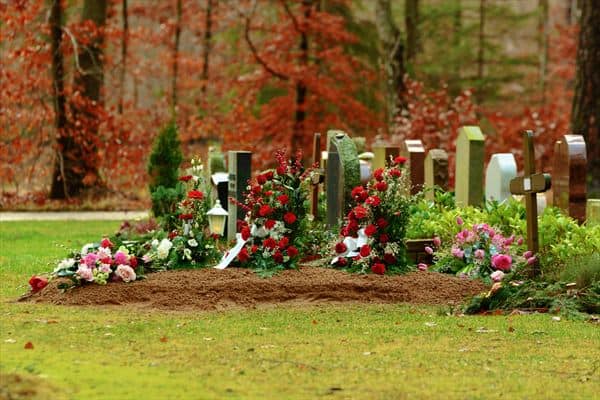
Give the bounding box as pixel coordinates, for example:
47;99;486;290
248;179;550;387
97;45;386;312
310;133;323;218
552;135;587;223
509;131;551;276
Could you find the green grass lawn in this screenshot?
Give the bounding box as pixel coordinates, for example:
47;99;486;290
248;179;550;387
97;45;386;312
1;221;599;399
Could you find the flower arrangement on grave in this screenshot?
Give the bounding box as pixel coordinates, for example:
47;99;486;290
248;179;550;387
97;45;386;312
426;216;532;282
230;150;313;274
331;156;412;275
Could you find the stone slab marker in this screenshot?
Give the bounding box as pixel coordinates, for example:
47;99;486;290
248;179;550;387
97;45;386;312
424;149;448;200
485;153;517;203
455;126;485;206
227;151;252;242
553;135;587;223
326;131;359;228
372;144;401;170
401;139;425;194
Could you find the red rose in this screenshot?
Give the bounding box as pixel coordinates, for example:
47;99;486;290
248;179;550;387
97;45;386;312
100;237;113;249
179;175;193;182
28;275;48;292
340;226;349;236
374;168;384;181
351;186;365;199
337;257;348;266
366;196;381;207
283;212;297;225
277;194;289;205
264;219;276;229
379;233;389;244
129;256;138;269
178;213;194;220
360;244;371;257
168;230;179;240
353;205;368;219
389;168;402;177
278;236;290;249
365;224;378;237
383;253;396;264
251;245;259;253
273;251;284;263
259;204;273;217
265;171;274;180
264;190;273;197
393;156;407;165
335;242;347;254
188;190;204;200
376;218;388;229
241;226;251;241
276;165;286;175
347;220;359;235
375;181;388;192
287;245;299;258
100;257;112;265
263;237;277;250
371;263;386;275
251;185;262;194
257;174;267;185
238;247;250;263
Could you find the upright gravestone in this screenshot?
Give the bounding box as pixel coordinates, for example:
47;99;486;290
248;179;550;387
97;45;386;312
587;199;600;225
326;131;359;228
455;126;485;206
553;135;587;223
402;139;425;194
310;133;322;218
227;151;252;242
485;153;517;203
372;144;401;170
424;149;449;201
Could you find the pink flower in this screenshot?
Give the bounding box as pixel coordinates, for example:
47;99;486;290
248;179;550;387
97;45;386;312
456;216;463;226
77;265;94;282
113;251;128;265
490;270;505;282
433;236;441;247
491;254;512;271
83;252;99;268
451;247;465;259
115;264;136;283
424;246;434;255
517;237;524;245
523;251;533;259
99;263;112;273
527;256;537;265
417;263;428;271
474;249;485;259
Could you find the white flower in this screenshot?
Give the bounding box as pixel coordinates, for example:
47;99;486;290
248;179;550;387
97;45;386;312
81;243;94;255
152;239;159;247
97;247;112;259
55;258;75;273
76;264;94;282
157;239;173;259
490;270;505;282
188;239;198;247
251;224;268;238
115;264;136;282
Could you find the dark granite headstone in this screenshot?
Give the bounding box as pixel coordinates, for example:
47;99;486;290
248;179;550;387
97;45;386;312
326;131;359;228
553;135;587;223
227;151;252;242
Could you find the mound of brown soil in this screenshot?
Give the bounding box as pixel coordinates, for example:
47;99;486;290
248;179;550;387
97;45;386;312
22;268;488;311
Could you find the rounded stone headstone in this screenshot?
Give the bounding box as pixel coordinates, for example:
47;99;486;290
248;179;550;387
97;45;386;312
485;153;517;203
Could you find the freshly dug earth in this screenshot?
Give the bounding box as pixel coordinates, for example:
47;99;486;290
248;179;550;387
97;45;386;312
23;268;487;311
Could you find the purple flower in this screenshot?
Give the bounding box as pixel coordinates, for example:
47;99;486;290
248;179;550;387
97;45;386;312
527;256;537;265
83;252;99;268
451;247;465;259
425;246;434;255
456;216;463;226
523;250;533;259
517;237;524;245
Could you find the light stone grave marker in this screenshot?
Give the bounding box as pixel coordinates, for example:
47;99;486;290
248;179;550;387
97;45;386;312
402;139;425;195
485;153;517;203
424;149;448;201
372;144;401;170
455;126;485;206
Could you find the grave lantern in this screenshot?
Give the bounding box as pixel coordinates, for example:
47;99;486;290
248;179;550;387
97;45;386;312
207;199;228;236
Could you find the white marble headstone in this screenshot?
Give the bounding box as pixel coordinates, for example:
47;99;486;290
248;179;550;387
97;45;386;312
485;153;517;203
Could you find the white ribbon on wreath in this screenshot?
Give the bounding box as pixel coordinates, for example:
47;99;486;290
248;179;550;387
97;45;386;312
331;228;368;264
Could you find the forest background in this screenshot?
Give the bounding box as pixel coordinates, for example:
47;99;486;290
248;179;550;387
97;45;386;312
1;0;598;208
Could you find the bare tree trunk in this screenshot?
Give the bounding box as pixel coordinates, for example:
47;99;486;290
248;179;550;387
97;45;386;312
538;0;549;104
172;0;182;112
476;0;486;103
452;0;461;82
50;0;107;198
405;0;420;63
118;0;128;114
201;0;214;95
49;0;68;198
375;0;407;133
571;1;600;196
291;0;311;157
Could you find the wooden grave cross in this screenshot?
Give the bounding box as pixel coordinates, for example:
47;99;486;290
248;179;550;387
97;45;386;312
509;131;551;276
310;132;324;218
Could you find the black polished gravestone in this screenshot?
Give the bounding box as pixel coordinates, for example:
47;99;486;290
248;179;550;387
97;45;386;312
326;131;359;228
227;151;252;242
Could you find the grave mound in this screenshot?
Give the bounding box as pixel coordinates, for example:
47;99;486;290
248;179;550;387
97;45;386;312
22;268;487;311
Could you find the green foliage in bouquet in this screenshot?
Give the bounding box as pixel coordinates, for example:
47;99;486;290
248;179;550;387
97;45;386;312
330;156;413;275
148;122;184;218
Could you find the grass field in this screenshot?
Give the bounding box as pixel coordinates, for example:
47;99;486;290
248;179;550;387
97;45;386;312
1;221;599;399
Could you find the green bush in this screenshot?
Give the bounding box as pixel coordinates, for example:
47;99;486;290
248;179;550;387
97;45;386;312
148;122;183;193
